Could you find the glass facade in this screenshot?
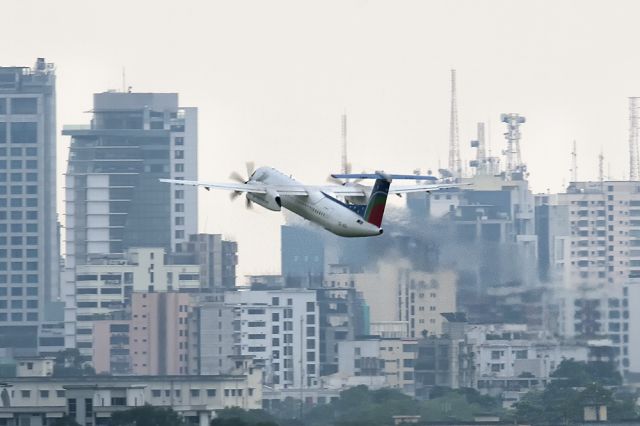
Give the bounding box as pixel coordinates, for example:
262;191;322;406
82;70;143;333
0;60;59;348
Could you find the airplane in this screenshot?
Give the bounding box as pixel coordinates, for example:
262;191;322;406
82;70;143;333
160;165;461;237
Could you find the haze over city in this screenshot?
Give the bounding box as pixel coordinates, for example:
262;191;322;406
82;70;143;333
3;0;638;277
4;2;640;426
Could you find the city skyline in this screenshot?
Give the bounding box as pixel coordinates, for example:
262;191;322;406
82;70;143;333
3;0;640;277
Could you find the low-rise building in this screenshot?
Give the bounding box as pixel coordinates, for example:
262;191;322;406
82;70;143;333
327;262;456;339
332;338;418;395
73;247;200;361
0;371;261;426
92;292;195;375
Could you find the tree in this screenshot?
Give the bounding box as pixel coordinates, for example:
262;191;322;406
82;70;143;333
53;348;96;377
551;359;621;387
109;404;186;426
51;415;81;426
211;408;279;426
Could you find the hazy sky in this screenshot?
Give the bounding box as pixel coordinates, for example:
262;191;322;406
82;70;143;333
3;0;639;279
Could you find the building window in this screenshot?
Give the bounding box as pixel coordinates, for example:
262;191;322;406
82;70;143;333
175;163;184;173
10;98;37;114
175;150;184;159
10;122;37;143
207;389;216;397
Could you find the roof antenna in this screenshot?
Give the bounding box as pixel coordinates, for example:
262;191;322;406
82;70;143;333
122;67;126;93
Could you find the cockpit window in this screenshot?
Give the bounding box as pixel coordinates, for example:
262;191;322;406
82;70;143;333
357;219;363;224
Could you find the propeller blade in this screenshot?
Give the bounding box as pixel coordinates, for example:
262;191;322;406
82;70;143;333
246;161;255;179
230;191;241;201
230;171;246;183
245;196;253;210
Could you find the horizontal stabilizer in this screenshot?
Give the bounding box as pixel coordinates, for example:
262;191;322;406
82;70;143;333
331;173;438;181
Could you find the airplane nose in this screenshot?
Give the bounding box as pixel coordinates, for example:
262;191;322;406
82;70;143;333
379;229;384;235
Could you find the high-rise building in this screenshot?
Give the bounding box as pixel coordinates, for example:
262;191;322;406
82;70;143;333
62;92;197;349
539;181;640;374
0;58;60;352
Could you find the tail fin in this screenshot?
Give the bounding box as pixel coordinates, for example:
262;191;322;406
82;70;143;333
363;178;391;227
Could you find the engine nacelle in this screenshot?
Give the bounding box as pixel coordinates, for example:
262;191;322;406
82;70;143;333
247;189;282;211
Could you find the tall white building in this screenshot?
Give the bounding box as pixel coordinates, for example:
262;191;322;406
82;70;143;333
539;181;640;374
62;92;198;350
225;289;320;389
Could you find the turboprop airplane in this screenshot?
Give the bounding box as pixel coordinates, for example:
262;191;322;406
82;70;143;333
160;165;460;237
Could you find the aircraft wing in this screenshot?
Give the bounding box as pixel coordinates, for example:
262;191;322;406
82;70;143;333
159;179;309;195
316;183;466;196
389;183;466;194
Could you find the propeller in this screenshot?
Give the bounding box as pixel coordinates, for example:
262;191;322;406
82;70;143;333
229;162;257;208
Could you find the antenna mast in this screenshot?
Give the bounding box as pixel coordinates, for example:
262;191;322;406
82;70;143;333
570;140;578;183
501;113;526;177
599;149;604;189
449;69;461;178
629;97;640;180
341;113;349;174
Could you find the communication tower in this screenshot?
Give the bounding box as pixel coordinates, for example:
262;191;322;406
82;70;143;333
449;69;461;178
501;113;526;177
629;97;640;180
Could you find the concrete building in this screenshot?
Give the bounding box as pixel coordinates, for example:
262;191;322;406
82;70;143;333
225;289;320;389
71;247;200;359
92;291;195;375
422;174;539;323
187;297;238;375
281;225;325;288
0;58;60;352
538;181;640;374
173;234;238;290
63;92;197;349
466;323;588;398
0;364;262;426
333;338;418;395
328;263;456;338
318;264;368;376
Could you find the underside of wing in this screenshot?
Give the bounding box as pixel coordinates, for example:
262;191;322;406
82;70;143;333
389;183;464;194
271;186;309;196
159;179;267;194
316;185;368;196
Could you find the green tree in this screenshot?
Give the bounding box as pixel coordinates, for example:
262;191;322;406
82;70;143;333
211;408;278;426
53;348;96;377
551;359;621;387
51;415;81;426
109;404;186;426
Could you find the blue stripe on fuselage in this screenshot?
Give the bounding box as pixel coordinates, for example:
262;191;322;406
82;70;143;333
321;191;366;217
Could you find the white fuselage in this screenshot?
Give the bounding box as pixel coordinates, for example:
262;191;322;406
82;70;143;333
250;167;382;237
